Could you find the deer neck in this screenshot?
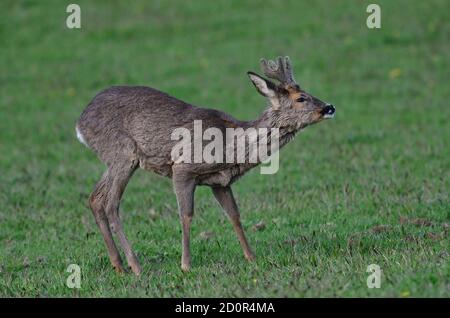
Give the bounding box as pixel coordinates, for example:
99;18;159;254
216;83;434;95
245;107;303;149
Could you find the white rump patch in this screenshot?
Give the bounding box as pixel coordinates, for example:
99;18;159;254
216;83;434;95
76;125;89;147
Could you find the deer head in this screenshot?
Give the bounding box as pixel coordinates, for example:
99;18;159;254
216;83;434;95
247;56;335;130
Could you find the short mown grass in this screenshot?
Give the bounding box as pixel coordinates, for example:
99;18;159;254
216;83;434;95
0;0;449;297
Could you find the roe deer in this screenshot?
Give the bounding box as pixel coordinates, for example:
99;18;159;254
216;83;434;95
76;56;335;275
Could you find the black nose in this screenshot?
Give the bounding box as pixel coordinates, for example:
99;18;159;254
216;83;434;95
322;104;335;115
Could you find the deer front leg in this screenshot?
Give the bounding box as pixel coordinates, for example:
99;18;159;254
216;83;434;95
212;186;255;262
173;173;196;272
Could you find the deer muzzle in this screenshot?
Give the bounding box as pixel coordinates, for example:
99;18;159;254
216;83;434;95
321;104;335;119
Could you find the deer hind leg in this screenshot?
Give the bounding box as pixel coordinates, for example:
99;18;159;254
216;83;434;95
104;159;142;276
89;171;124;273
212;186;255;262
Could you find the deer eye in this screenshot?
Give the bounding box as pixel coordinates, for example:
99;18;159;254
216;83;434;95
296;97;306;103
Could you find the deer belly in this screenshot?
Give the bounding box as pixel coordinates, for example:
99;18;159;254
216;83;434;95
139;156;173;178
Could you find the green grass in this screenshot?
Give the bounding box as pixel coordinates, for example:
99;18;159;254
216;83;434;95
0;0;449;297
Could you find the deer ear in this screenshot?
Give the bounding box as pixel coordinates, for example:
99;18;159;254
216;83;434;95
247;72;277;99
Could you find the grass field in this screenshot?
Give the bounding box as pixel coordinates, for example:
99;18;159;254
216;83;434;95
0;0;449;297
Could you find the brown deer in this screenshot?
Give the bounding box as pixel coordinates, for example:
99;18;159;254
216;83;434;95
76;56;335;275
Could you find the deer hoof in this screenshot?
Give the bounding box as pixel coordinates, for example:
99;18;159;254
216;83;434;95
130;264;142;276
181;263;191;272
245;253;256;262
114;265;126;274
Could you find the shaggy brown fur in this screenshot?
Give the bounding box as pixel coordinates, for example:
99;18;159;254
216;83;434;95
76;56;335;274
